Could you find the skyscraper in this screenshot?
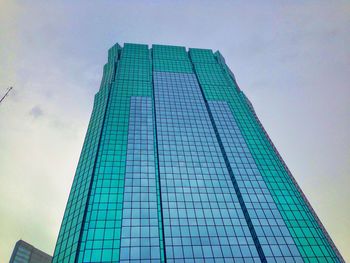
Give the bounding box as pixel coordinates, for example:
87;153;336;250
53;43;343;263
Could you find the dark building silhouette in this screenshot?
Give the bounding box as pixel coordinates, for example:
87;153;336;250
9;240;52;263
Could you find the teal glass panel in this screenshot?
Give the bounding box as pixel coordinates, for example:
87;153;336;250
191;48;341;262
52;45;118;263
53;43;343;263
120;97;161;262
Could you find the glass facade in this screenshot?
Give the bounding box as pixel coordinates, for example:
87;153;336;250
53;43;344;262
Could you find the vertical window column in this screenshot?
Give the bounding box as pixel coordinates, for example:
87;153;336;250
153;71;259;262
209;101;302;262
120;97;161;262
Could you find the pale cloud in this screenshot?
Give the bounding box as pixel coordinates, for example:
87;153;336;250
0;0;349;261
29;105;44;118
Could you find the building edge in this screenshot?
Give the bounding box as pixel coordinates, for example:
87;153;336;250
214;51;345;263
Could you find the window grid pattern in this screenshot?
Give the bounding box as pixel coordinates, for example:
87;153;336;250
209;101;303;262
153;59;193;73
53;43;343;263
117;57;151;82
120;97;161;262
154;71;259;262
152;44;188;61
192;49;340;262
189;48;217;64
77;48;155;262
121;43;150;60
13;246;31;263
152;45;193;73
108;43;121;63
194;63;228;86
53;55;117;263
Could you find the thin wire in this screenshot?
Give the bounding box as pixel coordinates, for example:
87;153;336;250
0;87;13;104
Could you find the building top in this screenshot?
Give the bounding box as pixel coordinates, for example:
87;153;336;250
9;240;52;263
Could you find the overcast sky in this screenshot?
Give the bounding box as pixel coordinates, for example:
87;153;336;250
0;0;349;261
